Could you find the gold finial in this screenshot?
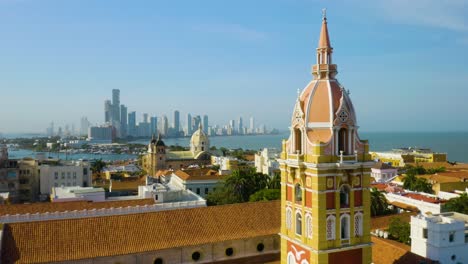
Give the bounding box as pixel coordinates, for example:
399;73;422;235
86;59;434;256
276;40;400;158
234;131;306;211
322;8;327;20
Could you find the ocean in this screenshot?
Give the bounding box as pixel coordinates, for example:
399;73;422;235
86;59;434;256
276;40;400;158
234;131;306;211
5;132;468;162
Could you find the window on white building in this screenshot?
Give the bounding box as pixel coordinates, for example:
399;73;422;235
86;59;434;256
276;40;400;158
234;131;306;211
326;215;336;240
423;228;428;239
449;231;455;243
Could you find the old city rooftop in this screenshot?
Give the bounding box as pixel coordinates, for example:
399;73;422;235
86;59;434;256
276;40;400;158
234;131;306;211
1;201;280;264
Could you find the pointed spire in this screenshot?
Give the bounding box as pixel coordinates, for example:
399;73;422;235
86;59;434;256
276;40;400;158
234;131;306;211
199;122;203;131
151;133;156;141
318;8;331;49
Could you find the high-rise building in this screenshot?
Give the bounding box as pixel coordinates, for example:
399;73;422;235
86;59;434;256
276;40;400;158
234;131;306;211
150;116;158;136
80;117;90;136
128;111;136;137
229;120;236;134
112;89;120;123
249;117;255;134
120;105;127;138
238;117;243;135
143;113;149;124
162;115;169;136
193;116;201;133
187;113;192;136
203;115;209;134
46;122;55;137
279;14;373;264
174;111;180;133
104;100;112;123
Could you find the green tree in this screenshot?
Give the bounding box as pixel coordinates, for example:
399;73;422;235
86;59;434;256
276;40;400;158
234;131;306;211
370;188;389;216
444;193;468;214
91;159;106;179
249;189;281;202
413;178;433;194
403;171;417;190
388;217;411;245
206;169;274;206
268;172;281;189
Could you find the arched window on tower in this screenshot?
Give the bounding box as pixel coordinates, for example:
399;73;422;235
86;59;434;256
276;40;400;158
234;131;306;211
305;214;312;239
354;213;363;237
338;128;348;155
340;185;350;208
296;212;302;235
326;215;336;240
286;207;292;230
295;183;302;203
341;214;350;240
294;128;302;154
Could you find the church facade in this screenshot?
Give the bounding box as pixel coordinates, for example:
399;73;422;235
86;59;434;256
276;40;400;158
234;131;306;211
143;125;212;175
278;13;374;264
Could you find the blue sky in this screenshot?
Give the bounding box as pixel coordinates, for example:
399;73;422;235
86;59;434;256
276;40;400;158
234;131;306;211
0;0;467;133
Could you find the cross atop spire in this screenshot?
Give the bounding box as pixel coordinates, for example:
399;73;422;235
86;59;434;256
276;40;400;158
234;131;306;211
318;9;331;48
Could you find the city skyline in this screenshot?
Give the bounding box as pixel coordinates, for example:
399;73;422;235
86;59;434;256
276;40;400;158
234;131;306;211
0;0;467;133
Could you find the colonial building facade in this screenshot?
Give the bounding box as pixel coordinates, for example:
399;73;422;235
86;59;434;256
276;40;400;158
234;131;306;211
143;125;212;175
278;13;374;264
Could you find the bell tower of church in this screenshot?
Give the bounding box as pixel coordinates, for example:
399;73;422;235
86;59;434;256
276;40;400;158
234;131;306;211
279;11;374;264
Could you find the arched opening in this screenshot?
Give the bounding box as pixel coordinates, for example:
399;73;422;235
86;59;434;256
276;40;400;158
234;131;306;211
340;185;350;208
326;215;335;240
296;212;302;235
295;183;302;203
354;213;363;237
294;128;302;154
341;215;350;240
338;128;348;155
286;208;292;229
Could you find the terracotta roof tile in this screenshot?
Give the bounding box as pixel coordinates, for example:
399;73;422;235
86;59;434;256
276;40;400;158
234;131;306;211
372;237;436;264
1;201;280;264
0;199;154;216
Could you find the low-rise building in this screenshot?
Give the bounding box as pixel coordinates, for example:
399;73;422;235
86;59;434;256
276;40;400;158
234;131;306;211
371;162;398;183
411;212;468;264
50;186;105;202
102;164;141;180
371;148;447;167
254;148;280;176
158;168;226;198
87;124;115;144
39;159;91;200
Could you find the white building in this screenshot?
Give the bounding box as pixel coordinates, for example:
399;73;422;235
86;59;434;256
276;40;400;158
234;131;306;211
411;212;468;264
371;162;398;183
51;186;105;202
39;160;91;200
254;148;280;176
158;168;225;198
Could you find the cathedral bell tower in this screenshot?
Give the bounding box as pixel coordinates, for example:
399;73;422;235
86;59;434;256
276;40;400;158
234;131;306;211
279;11;374;264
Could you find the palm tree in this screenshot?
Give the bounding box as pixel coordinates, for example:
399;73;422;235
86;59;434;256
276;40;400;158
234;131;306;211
91;159;106;181
370;188;388;216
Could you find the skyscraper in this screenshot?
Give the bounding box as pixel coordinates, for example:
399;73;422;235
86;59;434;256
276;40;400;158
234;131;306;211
120;105;128;138
238;117;243;135
249;117;255;134
150;116;158;136
162;115;169;136
229;119;236;134
174;111;180;133
128;111;136;137
193;116;201;132
143;113;149;124
187;113;192;136
203;115;209;134
104;100;112;123
80;117;91;136
112;89;120;122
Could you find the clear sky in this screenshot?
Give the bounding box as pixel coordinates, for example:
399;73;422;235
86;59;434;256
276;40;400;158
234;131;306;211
0;0;467;133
